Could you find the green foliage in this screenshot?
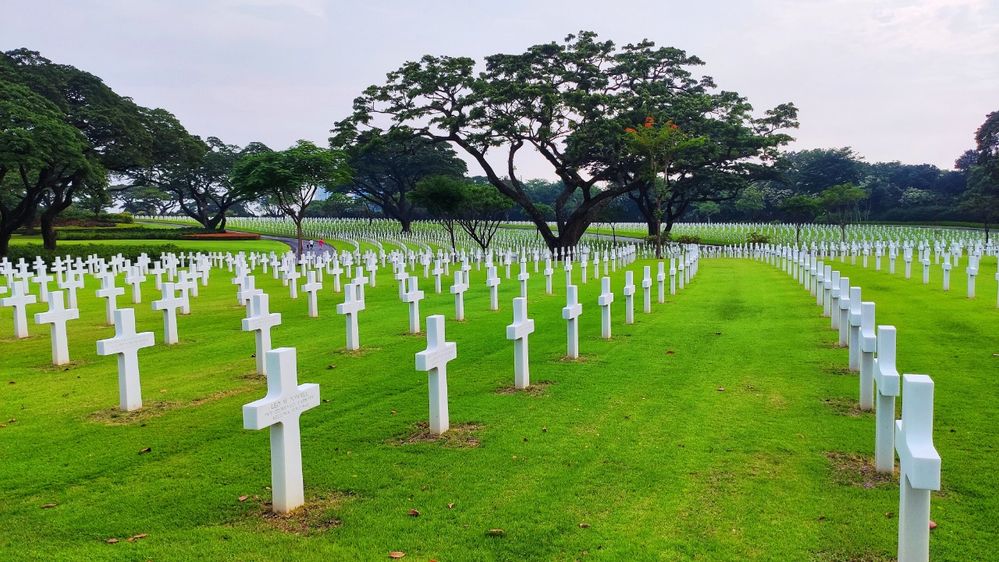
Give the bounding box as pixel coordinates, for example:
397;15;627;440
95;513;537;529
329;127;466;232
673;234;702;244
53;227;209;240
412;176;512;250
746;231;770;244
5;243;182;265
232;140;352;253
340;31;797;249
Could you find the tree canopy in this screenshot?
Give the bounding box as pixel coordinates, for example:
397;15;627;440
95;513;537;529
338;31;797;250
231;140;352;254
330;127;467;233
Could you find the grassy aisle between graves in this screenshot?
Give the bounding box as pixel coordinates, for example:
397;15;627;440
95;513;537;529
0;256;994;560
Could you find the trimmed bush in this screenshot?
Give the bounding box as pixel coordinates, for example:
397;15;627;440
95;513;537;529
55;227;213;241
4;244;183;265
746;231;770;244
673;234;702;244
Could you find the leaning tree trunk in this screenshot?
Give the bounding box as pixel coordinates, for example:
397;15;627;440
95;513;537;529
400;215;412;234
295;218;304;256
40;213;58;250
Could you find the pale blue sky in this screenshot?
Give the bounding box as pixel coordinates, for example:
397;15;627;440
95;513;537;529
4;0;997;175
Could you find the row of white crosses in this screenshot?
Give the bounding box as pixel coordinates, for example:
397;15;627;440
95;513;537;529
769;246;941;562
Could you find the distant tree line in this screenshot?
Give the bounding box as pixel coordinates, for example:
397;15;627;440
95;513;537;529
2;37;996;256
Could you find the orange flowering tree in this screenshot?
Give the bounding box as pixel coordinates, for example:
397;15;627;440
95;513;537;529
623;117;707;257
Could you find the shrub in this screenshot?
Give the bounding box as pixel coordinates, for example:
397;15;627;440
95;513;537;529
56;227;212;240
746;231;770;244
673;234;702;244
4;244;183;265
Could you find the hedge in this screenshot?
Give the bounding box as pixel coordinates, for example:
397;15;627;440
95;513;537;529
3;244;184;266
55;227;213;241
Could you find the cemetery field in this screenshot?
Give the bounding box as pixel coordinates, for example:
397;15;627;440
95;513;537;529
1;254;997;560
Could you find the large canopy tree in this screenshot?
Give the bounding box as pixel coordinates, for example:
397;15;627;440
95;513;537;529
232;140;352;254
0;81;98;255
957;111;999;242
330;127;467;233
338;31;797;250
129;109;265;231
1;48;154;249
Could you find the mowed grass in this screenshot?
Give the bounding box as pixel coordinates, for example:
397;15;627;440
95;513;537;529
0;252;995;560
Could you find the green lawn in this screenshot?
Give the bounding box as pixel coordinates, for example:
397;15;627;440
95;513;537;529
0;252;995;560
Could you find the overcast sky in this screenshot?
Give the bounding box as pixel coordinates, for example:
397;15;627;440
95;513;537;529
4;0;997;177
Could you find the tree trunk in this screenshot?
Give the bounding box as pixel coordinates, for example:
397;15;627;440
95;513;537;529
400;216;412;234
295;219;304;256
40;212;58;250
795;224;801;247
0;232;10;257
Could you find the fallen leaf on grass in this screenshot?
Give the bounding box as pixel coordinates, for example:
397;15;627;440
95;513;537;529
388;552;406;559
486;528;505;537
138;447;152;455
579;522;590;528
40;503;57;509
447;503;455;509
930;520;937;530
408;509;420;517
105;538;119;544
126;533;148;542
717;387;725;392
238;495;249;502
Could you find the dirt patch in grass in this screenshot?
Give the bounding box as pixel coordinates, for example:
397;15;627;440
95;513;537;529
87;387;250;425
333;347;381;358
37;360;86;373
557;354;590;363
823;365;854;376
257;492;352;535
811;548;895;561
825;451;897;489
821;397;873;418
390;422;483;448
496;381;553;396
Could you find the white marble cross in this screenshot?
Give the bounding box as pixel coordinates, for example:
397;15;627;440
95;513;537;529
32;266;53;304
402;276;424;334
1;280;36;339
302;270;322;318
873;325;899;472
506;297;535;389
848;287;862;372
543;259;553;295
96;273;125;326
243;292;282;375
432;261;443;294
859;301;876;410
598;276;614;339
966;257;978;298
58;269;83;309
175;273;195;315
450;270;468;321
517;261;530;299
895;374;941;562
96;308;155;411
336;283;364;350
285;267;301;299
151;282;185;345
243;347;320;514
657;262;666;303
486;265;500;311
562;284;582;359
126;266;146;304
623;271;636;325
837;277;851;347
415;314;457;434
33;290;79;365
641;266;652;313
